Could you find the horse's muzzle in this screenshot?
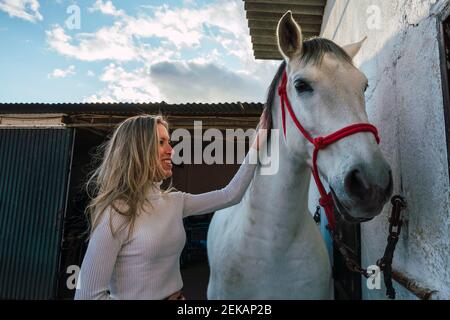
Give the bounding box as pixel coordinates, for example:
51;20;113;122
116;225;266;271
330;188;375;224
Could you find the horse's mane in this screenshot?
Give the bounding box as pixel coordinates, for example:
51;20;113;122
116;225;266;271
263;37;354;132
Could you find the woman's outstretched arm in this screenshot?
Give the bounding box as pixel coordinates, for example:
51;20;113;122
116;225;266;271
181;147;258;218
181;118;268;218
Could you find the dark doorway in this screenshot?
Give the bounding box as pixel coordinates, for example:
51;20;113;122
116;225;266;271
57;128;107;299
439;13;450;182
332;222;362;300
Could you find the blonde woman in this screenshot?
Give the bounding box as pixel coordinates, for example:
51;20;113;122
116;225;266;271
74;114;266;300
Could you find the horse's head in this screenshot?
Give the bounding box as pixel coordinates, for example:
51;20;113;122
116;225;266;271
274;11;392;222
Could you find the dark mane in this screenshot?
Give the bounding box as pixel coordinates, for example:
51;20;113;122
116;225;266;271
301;37;353;66
263;38;353;132
264;60;286;132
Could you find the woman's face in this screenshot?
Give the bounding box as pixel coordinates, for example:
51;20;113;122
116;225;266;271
157;123;173;178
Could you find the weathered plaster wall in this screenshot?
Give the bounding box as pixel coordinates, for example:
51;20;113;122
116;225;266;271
319;0;450;299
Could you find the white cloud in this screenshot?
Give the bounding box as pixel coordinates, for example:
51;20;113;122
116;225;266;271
0;0;43;22
84;63;163;103
124;1;247;49
84;60;266;103
44;0;279;103
188;48;222;66
150;61;265;103
124;8;204;48
86;70;95;77
88;0;125;17
46;24;139;61
46;0;253;61
48;65;75;79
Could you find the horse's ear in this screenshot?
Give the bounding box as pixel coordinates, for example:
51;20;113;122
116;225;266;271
342;36;367;59
277;11;303;61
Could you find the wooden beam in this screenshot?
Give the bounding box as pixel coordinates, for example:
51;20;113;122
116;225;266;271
251;33;315;46
64;115;261;130
0;114;65;126
246;11;323;24
254;49;283;56
250;28;318;38
254;51;283;60
253;54;282;61
244;2;325;16
244;0;326;6
244;0;326;61
252;44;279;51
253;50;283;60
248;20;321;32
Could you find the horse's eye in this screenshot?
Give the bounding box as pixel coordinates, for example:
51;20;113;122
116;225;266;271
295;80;313;94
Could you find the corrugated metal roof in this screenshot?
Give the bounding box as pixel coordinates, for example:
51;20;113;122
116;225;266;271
0;102;264;116
244;0;327;60
0;128;74;299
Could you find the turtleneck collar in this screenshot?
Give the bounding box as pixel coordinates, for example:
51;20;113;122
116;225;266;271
148;181;163;196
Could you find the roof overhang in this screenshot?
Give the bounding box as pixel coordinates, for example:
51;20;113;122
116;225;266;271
244;0;327;60
0;102;264;132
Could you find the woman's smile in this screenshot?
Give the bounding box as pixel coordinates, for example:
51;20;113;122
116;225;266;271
158;123;174;177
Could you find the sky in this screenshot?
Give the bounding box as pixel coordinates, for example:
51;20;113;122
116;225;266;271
0;0;280;103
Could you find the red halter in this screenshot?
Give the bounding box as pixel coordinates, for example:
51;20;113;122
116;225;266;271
278;71;380;231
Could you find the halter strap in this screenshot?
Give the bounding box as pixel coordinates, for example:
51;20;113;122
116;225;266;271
278;71;380;230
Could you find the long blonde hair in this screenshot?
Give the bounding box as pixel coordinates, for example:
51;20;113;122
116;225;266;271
86;114;170;241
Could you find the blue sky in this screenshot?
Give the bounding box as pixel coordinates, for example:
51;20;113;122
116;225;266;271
0;0;279;103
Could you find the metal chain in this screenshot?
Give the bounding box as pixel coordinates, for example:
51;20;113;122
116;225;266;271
329;228;371;278
376;195;407;299
326;195;407;298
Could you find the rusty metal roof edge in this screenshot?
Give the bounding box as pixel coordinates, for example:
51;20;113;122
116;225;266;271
0;102;265;115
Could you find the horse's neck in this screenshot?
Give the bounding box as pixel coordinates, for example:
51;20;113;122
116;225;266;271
247;107;312;243
250;142;311;224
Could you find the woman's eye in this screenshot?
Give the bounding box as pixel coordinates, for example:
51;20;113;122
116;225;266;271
295;80;313;94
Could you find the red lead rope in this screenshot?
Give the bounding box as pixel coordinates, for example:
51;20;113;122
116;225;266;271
278;71;380;230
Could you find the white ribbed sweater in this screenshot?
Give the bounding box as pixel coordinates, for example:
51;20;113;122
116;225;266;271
74;154;257;300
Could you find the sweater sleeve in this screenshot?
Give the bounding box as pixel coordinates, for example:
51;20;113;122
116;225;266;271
74;207;128;300
182;148;258;218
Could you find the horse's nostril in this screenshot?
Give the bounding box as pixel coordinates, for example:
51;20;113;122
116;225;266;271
344;169;370;201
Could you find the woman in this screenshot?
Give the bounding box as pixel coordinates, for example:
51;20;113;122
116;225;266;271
75;114;266;300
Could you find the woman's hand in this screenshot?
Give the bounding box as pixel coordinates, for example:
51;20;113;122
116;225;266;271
251;109;269;151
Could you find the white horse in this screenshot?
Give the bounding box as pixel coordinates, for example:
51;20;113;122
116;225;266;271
207;12;393;299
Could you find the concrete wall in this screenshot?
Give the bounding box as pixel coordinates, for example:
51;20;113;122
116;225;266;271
320;0;450;299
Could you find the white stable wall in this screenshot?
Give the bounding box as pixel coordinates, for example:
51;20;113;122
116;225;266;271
319;0;450;299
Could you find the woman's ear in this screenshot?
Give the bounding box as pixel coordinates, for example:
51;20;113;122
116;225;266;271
277;11;303;61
